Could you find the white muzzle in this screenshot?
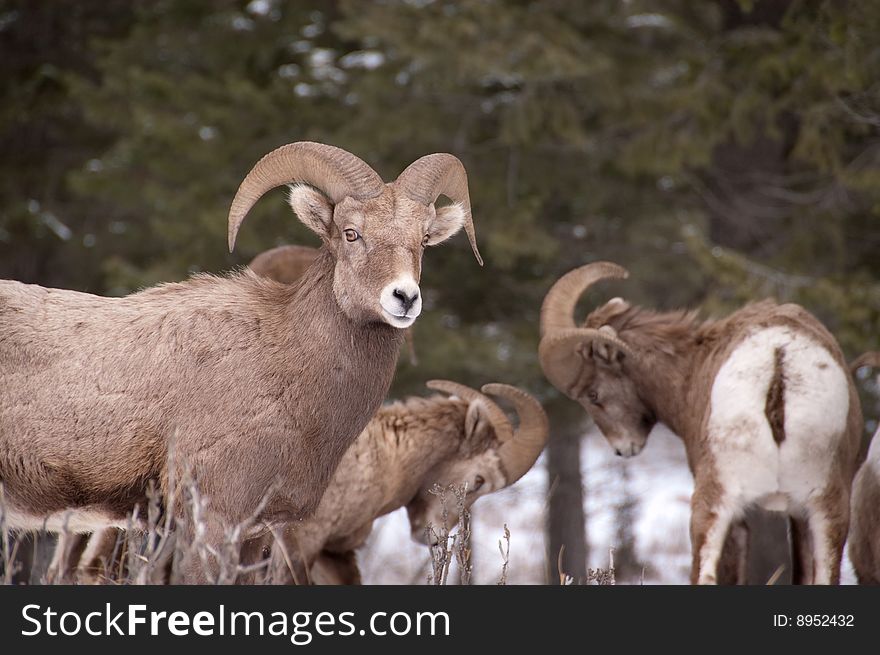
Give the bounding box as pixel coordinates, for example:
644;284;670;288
379;276;422;328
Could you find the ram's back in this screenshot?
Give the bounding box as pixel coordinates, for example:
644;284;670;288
0;275;287;522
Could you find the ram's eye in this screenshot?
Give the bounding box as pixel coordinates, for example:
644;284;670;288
261;545;271;559
422;234;430;247
588;390;600;405
473;475;485;492
344;228;360;242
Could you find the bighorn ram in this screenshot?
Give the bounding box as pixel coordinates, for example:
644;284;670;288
848;352;880;585
539;262;862;584
0;142;481;582
263;380;548;584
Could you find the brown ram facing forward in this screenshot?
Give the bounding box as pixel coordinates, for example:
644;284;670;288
0;141;482;582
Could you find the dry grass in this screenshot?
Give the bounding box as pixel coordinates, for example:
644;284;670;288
416;483;520;586
1;476;522;585
424;484;471;586
2;470;608;586
0;463;297;585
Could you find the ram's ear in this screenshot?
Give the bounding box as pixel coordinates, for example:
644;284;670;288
586;297;631;328
464;398;493;441
288;184;334;238
590;327;627;370
424;202;466;246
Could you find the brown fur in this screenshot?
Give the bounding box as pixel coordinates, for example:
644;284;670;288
309;550;362;585
849;429;880;585
248;245;320;284
47;532;89;583
54;386;545;585
543;282;863;584
263;393;506;584
716;522;749;585
1;170;476;582
0;258;400;525
614;302;860;585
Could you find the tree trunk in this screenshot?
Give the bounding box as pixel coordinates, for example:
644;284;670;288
545;399;588;583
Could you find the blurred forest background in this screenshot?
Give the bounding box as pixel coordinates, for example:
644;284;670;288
1;0;878;583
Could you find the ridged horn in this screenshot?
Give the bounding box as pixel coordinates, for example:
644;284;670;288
227;141;384;252
482;384;549;485
851;351;880;375
540;262;629;336
426;380;512;442
395;153;483;266
538;327;633;400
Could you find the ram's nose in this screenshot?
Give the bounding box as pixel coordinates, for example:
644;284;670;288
392;287;419;313
380;276;422;328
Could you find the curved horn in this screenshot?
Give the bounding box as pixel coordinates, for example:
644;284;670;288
426;380;512;442
248;245;321;284
395;153;483;266
540;262;629;336
482;384;549;485
851;351;880;374
538;327;633;399
228;142;384;252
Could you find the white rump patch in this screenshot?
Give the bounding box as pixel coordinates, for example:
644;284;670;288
706;325;849;513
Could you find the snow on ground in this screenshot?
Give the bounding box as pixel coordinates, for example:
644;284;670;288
359;424;857;585
584;425;693;583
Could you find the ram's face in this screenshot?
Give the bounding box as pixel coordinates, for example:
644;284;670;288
330;192;423;329
571;346;655;458
402;396;510;546
288;186;467;329
405;450;507;546
539;262;655;461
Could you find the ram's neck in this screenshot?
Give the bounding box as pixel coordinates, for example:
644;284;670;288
297;250;403;386
609;308;708;447
264;249;405;516
366;399;466;516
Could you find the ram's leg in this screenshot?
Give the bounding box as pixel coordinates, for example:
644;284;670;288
134;529;177;585
690;484;738;585
77;528;122;583
806;485;849;585
311;550;361;585
180;540;210;584
47;532;88;583
717;519;749;585
180;516;226;584
789;516;813;585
